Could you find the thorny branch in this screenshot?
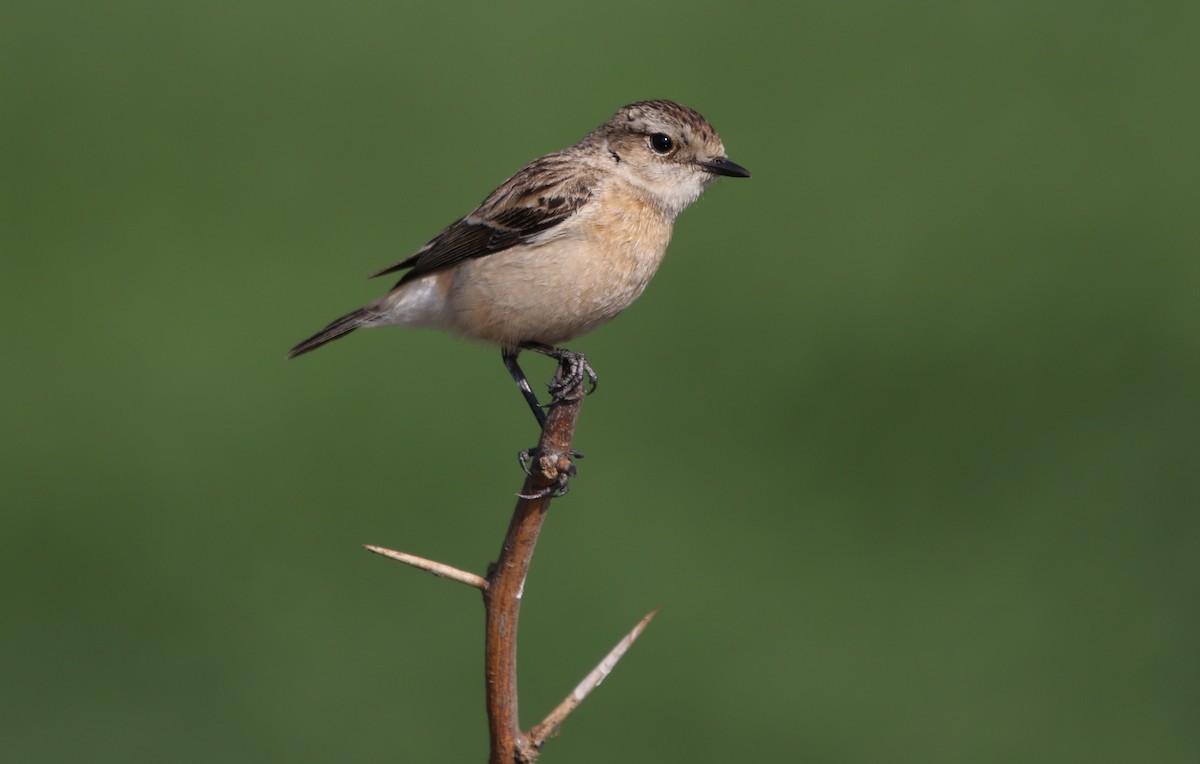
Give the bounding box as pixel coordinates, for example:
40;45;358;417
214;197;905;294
366;374;654;763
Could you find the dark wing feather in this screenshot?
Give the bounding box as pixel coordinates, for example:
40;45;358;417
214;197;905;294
369;154;592;286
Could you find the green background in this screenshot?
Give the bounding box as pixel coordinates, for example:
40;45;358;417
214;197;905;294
3;1;1197;761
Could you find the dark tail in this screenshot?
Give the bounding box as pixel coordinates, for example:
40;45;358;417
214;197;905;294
287;308;370;359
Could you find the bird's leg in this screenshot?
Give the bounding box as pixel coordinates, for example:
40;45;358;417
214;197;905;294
503;346;584;490
502;348;547;429
518;341;598;403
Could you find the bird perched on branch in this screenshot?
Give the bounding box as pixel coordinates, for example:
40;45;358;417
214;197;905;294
289;99;749;428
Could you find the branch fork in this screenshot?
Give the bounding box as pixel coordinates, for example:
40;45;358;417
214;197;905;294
365;378;654;763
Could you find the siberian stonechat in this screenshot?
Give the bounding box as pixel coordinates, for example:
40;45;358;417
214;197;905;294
289;100;749;428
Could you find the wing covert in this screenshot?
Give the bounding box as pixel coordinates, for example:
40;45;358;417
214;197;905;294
369;154;592;285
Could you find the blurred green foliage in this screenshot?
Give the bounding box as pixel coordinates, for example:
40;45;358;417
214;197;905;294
2;1;1197;761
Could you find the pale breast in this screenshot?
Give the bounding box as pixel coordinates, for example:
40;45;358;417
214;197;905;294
448;188;674;347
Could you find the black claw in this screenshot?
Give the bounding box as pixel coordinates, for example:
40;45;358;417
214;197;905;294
504;343;599;430
516;342;597;406
514;447;580;498
518;447;584;476
517;473;571;500
546;353;596;403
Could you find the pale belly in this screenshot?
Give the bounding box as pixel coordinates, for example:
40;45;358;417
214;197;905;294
447;229;670;346
369;185;676;348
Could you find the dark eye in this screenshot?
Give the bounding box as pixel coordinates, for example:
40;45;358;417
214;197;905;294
649;133;673;154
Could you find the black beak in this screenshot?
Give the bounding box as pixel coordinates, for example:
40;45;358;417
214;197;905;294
699;157;751;178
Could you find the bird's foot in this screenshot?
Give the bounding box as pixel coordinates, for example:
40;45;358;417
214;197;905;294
519;447;584;475
546;350;598;402
517;447;582;499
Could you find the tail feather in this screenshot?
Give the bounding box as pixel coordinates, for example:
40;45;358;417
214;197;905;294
287;308;370;359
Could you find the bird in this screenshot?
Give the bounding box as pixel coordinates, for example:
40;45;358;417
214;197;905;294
288;99;749;429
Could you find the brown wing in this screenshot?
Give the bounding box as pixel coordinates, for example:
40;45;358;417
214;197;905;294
370;153;592;286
